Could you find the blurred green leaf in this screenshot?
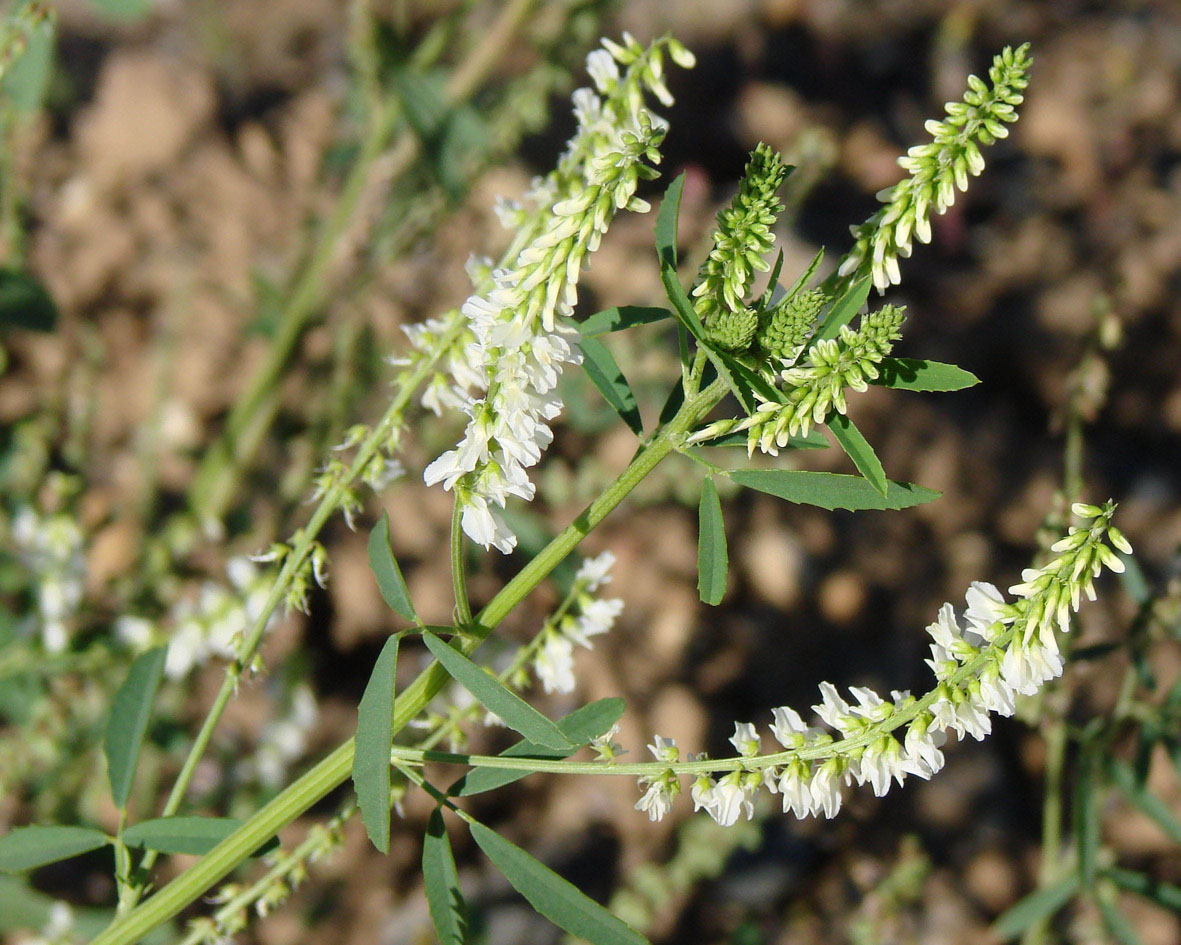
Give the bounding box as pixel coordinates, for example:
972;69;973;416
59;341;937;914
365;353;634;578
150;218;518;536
729;470;939;512
122;817;276;857
424;633;573;750
353;634;400;853
1097;894;1143;945
1074;748;1101;886
578;337;642;436
0;268;57;332
0;17;52;113
368;512;417;622
1110;761;1181;845
1107;867;1181;911
423;810;467;945
470;819;650;945
88;0;152;22
0;825;109;873
697;476;727;605
992;873;1080;939
105;645;167;809
827;413;887;496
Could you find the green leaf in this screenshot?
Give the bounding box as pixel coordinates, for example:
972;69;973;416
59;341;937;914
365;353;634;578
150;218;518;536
0;268;58;332
697;428;828;450
1;18;53;113
660;260;706;342
655;173;686;267
580;306;671;336
1097;895;1143;945
450;698;625;798
781;248;825;303
470;819;650;945
1110;761;1181;844
827;413;887;496
578;337;643;436
1116;552;1151;607
353;634;401;853
1107;867;1181;912
122;816;277;857
0;825;110;873
424;632;574;751
697;477;727;605
758;249;786;308
992;873;1080;940
105;645;168;809
423;810;467;945
813;277;871;343
368;513;417;622
729;470;940;512
872;358;980;392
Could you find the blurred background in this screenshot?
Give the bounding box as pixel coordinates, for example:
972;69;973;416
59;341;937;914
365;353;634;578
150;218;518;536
1;1;1179;943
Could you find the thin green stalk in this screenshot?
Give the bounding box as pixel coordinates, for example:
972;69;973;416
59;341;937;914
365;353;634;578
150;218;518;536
451;497;473;626
91;378;726;945
187;0;541;522
119;344;452;911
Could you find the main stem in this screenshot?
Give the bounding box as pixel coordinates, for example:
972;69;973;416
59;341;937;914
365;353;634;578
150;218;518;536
91;378;726;945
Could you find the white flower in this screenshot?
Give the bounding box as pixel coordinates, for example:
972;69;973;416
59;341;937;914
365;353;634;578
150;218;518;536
709;773;755;826
777;759;814;818
635;780;674;822
534;634;576;695
810;759;846;819
649;735;680;764
729;722;761;757
575;551;616;591
770;706;810;748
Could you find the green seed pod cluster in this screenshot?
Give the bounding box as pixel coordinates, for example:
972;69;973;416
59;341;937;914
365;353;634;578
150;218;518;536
755;288;827;361
705;305;759;353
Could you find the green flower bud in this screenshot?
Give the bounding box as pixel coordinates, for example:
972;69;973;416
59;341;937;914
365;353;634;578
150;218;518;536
755;288;827;360
706;305;758;353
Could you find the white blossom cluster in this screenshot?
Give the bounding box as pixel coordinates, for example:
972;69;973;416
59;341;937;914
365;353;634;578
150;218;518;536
116;557;278;679
533;551;623;694
10;505;85;654
234;683;319;788
838;44;1031;292
635;502;1129;824
420;34;695;553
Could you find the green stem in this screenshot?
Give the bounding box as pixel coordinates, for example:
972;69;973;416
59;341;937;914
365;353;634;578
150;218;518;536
91;378;725;945
451;497;472;626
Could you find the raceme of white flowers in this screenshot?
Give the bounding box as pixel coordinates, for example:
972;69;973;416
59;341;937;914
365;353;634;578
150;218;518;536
533;551;623;694
421;34;695;553
634;503;1129;825
839;44;1031;292
10;505;85;654
116;556;277;679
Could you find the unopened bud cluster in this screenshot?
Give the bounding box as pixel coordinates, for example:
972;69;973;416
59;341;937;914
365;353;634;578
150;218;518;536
838;44;1031;292
635;503;1127;825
